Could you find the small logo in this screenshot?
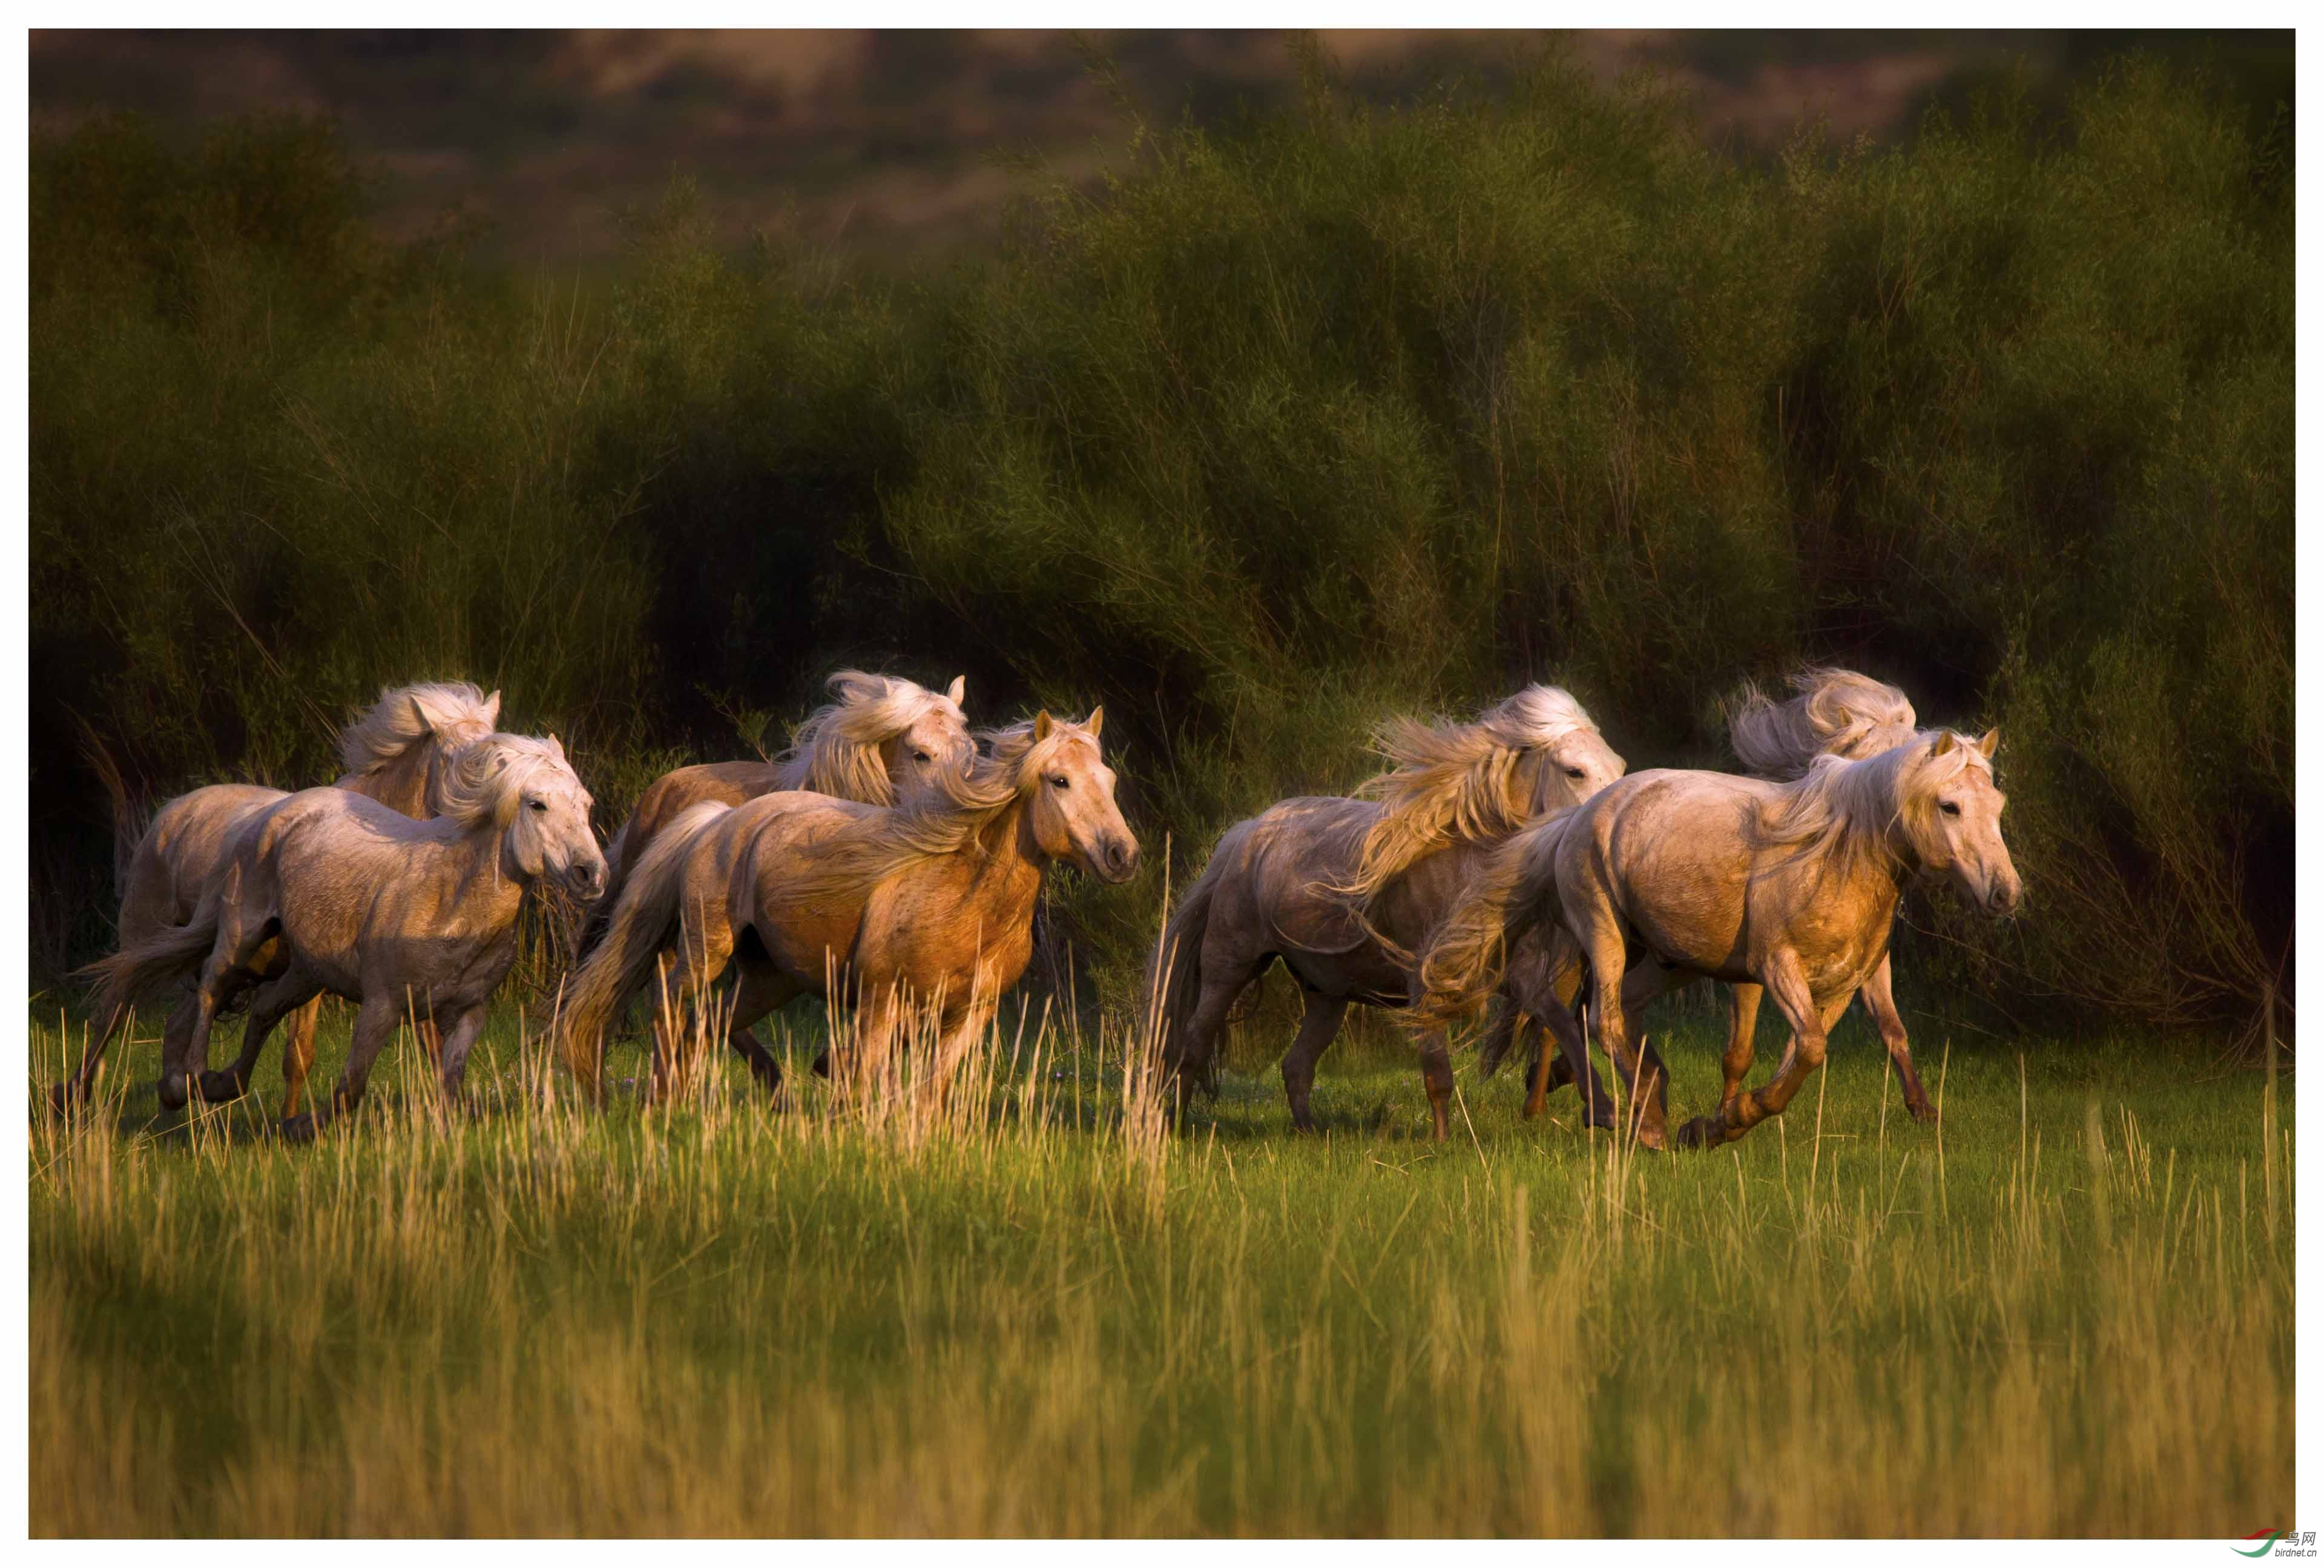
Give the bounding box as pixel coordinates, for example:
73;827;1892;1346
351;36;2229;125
2237;1531;2317;1559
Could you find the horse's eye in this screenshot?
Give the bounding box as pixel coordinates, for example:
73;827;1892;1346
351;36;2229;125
530;799;548;813
1565;766;1586;780
913;749;931;764
1938;800;1961;817
1051;775;1071;790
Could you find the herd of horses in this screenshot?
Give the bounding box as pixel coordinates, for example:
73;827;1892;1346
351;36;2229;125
51;665;2019;1151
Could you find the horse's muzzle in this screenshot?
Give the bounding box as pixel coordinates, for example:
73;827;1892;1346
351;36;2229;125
567;860;610;901
1098;835;1142;884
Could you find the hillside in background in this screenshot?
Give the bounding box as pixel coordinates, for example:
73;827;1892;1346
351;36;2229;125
28;42;2293;1039
31;29;2293;266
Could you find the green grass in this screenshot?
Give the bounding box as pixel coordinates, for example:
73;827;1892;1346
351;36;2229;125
29;990;2293;1536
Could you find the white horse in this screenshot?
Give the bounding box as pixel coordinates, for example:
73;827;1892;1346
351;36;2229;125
73;734;604;1138
74;682;502;1113
1418;731;2018;1150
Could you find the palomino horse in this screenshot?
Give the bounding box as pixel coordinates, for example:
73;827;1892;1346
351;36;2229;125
73;734;605;1139
70;682;502;1115
1484;666;1941;1124
1416;730;2018;1150
595;671;973;918
559;711;1136;1104
1149;687;1625;1141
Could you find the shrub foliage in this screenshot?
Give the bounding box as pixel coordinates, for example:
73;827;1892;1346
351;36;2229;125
31;54;2291;1029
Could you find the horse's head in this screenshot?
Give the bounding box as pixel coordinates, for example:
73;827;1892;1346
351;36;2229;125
1902;729;2018;916
1529;722;1626;814
882;673;977;806
452;733;607;901
1022;708;1140;884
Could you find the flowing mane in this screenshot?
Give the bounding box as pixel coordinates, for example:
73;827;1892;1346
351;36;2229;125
774;670;969;805
431;733;584;832
1338;685;1602;904
1756;730;1992;880
1728;666;1918;780
782;716;1093;906
337;680;501;780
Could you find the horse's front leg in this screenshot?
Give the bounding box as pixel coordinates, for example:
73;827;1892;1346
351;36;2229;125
1858;955;1934;1124
1719;982;1764;1119
1416;1029;1457;1143
433;1005;492;1110
1679;950;1842;1150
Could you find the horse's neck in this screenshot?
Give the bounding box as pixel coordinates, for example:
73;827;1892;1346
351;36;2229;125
340;748;434;820
429;822;531;932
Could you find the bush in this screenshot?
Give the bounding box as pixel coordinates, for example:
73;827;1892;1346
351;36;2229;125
30;54;2292;1035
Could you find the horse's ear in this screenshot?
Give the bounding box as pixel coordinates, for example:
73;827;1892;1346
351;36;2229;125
1084;705;1104;739
947;674;966;707
409;696;436;736
1928;731;1957;758
546;732;565;759
1975;728;1999;759
1033;711;1055;743
484;690;502;726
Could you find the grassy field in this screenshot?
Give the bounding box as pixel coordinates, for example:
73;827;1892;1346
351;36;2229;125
28;984;2292;1538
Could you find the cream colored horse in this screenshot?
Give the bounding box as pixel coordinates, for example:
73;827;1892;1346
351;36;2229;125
71;734;604;1138
1149;687;1624;1140
560;711;1136;1104
1486;666;1941;1124
596;671;972;918
1418;731;2018;1150
78;681;501;1115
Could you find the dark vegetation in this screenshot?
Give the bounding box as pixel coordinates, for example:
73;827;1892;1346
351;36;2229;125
30;50;2292;1034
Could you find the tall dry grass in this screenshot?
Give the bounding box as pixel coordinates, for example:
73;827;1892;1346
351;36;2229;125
27;998;2293;1537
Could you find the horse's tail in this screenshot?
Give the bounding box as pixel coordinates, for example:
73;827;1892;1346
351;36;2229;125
1725;679;1819;780
1145;851;1223;1088
76;717;141;901
557;800;728;1099
1412;810;1575;1035
72;868;228;1050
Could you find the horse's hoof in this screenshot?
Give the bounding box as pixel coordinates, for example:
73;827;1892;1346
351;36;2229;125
1908;1100;1941;1127
1674;1116;1720;1151
195;1070;247;1103
156;1072;190;1112
278;1113;321;1144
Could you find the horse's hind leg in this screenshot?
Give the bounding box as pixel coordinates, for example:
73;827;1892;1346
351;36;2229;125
52;984;167;1115
723;963;801;1102
279;998;322;1119
283;993;401;1142
1279;990;1348;1133
1162;961;1262;1124
1858;955;1934;1123
197;976;321;1104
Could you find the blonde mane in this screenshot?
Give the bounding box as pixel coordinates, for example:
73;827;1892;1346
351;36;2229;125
337;680;501;780
774;670;969;806
1340;685;1601;904
431;733;584;832
1728;666;1918;780
782;716;1092;906
1756;730;1992;880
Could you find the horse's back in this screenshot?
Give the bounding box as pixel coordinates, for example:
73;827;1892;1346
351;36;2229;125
621;760;788;875
122;783;288;941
